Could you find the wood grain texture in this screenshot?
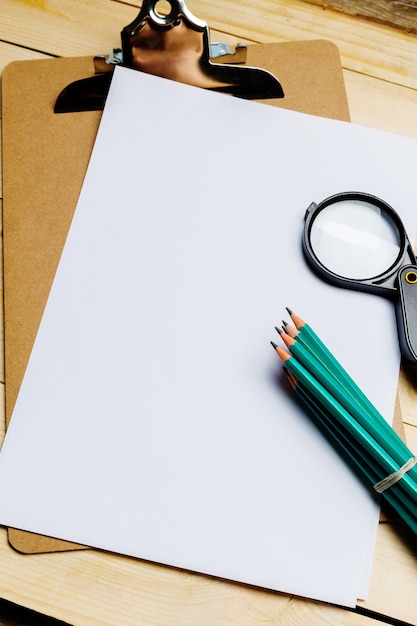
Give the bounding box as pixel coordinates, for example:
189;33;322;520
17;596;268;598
151;0;417;88
0;526;403;626
302;0;417;34
2;0;417;88
0;41;51;77
343;70;417;138
398;367;417;428
358;519;417;623
0;1;417;625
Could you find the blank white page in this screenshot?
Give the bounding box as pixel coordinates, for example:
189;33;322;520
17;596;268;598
0;67;417;607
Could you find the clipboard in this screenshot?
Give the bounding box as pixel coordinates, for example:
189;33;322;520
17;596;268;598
4;0;400;555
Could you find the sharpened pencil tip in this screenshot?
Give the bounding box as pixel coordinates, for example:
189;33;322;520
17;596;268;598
282;320;288;327
280;331;295;348
275;345;291;362
287;309;304;329
274;326;283;335
271;343;291;361
286;307;293;316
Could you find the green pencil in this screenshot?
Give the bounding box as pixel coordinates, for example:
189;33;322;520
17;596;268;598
272;343;417;506
282;311;417;485
284;309;397;422
288;371;417;534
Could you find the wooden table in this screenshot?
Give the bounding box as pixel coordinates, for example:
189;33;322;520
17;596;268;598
1;1;417;624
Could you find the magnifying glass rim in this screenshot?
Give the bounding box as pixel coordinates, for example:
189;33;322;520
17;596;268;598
303;191;408;289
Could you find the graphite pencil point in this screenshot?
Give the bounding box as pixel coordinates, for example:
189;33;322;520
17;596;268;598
274;345;291;362
275;326;283;335
270;341;279;350
280;332;296;349
287;309;304;329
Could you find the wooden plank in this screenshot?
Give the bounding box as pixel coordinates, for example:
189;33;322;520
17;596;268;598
398;367;417;428
0;524;398;626
359;513;417;624
343;69;417;139
1;0;417;89
0;41;51;76
0;0;133;58
404;422;417;450
301;0;417;35
143;0;417;89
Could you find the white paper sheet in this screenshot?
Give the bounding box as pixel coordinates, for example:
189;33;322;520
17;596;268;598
1;67;417;607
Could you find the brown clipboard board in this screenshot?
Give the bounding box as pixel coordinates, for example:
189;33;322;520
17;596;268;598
3;39;400;554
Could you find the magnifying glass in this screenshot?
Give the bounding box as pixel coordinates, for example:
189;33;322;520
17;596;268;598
302;191;417;365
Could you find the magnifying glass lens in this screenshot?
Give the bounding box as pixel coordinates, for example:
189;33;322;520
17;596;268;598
309;199;402;280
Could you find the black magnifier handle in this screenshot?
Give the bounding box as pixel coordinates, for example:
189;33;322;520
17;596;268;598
395;265;417;364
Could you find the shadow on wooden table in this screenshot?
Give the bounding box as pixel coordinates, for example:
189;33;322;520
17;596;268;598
0;600;70;626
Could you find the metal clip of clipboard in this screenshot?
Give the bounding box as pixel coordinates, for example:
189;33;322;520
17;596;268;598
54;0;284;113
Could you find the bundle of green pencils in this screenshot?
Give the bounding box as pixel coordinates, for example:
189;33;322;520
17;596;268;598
272;309;417;536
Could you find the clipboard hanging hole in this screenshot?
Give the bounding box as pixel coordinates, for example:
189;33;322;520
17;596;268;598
154;1;173;18
150;0;180;26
